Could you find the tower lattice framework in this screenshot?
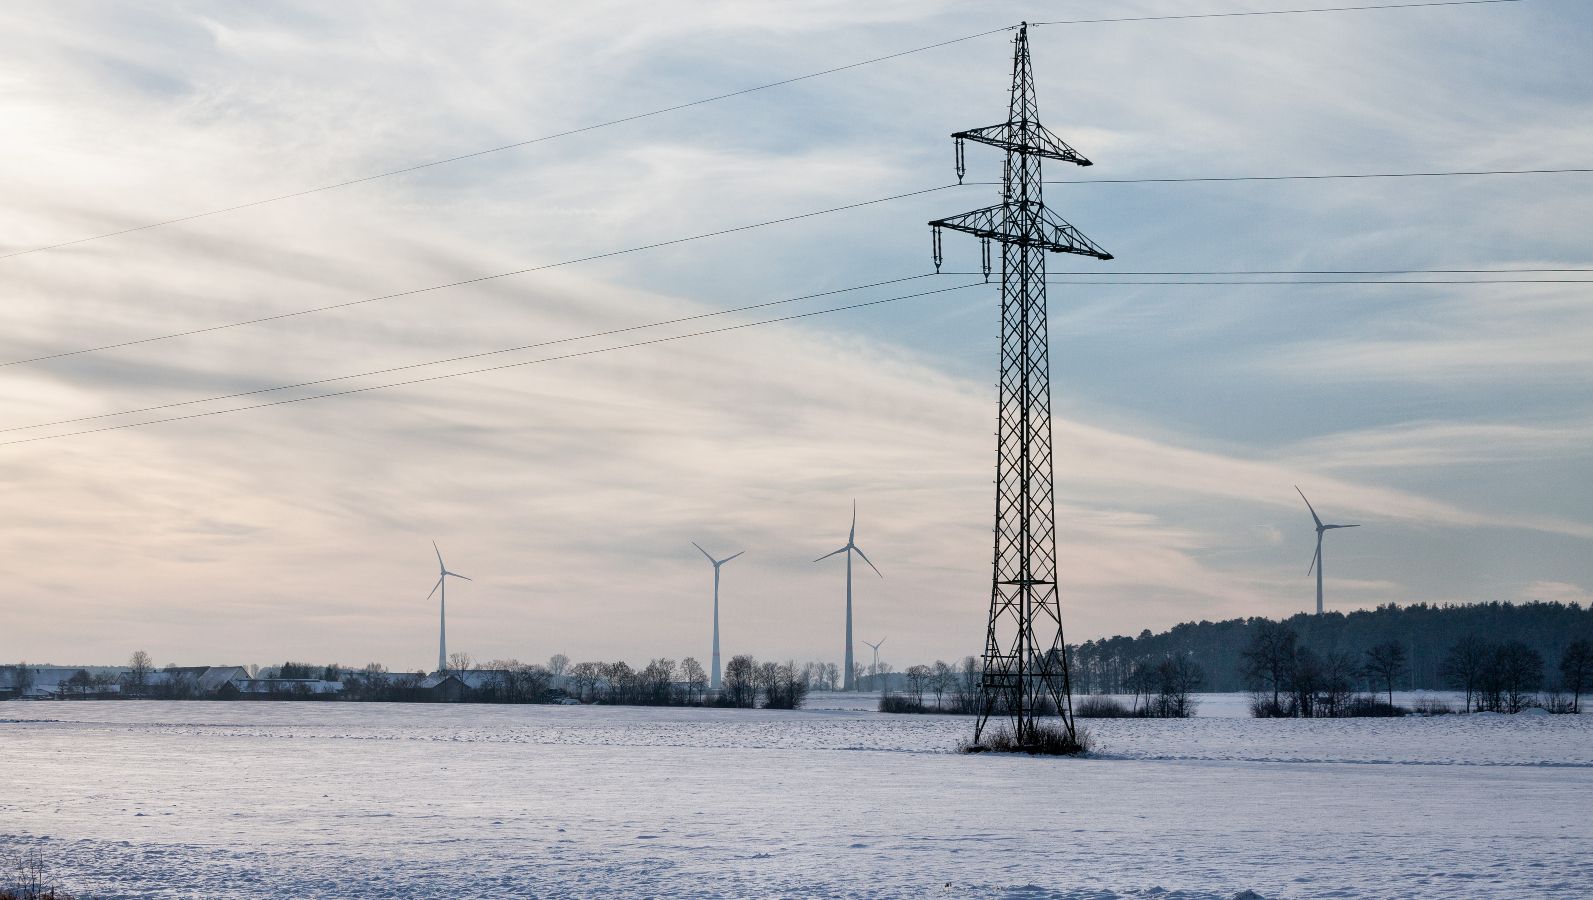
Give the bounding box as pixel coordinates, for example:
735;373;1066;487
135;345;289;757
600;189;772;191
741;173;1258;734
929;24;1112;747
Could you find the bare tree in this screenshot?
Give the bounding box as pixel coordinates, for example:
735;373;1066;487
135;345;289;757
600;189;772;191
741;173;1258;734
1157;655;1204;718
567;661;601;702
1493;640;1543;713
446;651;473;674
955;655;980;713
1240;621;1298;715
1363;640;1408;709
930;660;953;710
604;661;635;703
759;660;808;709
1289;647;1324;718
1559;638;1592;713
904;665;930;706
126;650;153;695
640;658;677;705
1439;634;1490;713
722;655;758;708
1318;650;1358;718
681;657;707;704
1126;660;1153;714
873;661;893;693
547;653;569;678
823;662;840;691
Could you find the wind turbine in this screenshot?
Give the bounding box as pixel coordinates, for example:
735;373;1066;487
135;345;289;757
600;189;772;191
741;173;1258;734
861;637;885;691
1296;486;1360;616
427;541;472;673
815;501;882;691
692;542;744;692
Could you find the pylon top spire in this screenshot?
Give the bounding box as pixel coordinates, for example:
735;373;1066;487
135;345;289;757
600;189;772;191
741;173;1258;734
930;27;1110;270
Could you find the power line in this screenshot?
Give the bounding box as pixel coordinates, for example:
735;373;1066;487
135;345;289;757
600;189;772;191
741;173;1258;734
0;275;938;435
1029;0;1524;27
11;271;1584;440
1041;267;1593;275
1046;277;1593;285
1039;166;1591;186
9;167;1587;372
0;1;1529;264
942;275;1593;284
0;27;1014;264
0;184;961;370
0;281;986;449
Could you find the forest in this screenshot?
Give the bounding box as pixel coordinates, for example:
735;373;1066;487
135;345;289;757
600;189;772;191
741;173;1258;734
1069;601;1593;694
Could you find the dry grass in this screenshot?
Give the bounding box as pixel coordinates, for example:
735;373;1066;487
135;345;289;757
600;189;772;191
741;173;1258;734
2;847;79;900
960;723;1093;756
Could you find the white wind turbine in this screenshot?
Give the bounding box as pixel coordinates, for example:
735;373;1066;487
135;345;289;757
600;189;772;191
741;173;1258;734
861;637;885;690
1296;486;1360;616
692;542;744;692
815;501;882;691
427;541;472;673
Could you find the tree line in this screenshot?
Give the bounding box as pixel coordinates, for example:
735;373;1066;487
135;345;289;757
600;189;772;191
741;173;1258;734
1237;619;1591;716
4;650;822;709
1070;601;1593;694
877;654;1204;718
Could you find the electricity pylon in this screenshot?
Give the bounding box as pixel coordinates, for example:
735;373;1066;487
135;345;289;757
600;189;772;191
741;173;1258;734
930;23;1112;749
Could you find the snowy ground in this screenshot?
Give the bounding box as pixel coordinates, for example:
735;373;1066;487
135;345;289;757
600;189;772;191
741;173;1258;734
3;698;1589;898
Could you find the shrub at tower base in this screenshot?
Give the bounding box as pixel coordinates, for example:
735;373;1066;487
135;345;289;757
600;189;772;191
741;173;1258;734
959;723;1093;756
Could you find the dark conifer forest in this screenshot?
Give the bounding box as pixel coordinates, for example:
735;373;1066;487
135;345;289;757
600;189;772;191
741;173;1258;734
1070;602;1593;693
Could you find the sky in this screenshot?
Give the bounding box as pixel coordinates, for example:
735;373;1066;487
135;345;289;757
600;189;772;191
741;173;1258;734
2;0;1591;672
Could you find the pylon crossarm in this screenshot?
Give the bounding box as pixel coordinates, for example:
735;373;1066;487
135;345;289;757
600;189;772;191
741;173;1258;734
951;121;1092;166
1039;206;1113;259
929;204;1113;260
928;203;1004;241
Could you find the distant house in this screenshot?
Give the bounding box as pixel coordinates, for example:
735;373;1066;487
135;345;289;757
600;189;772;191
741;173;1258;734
418;673;468;702
232;676;343;697
149;665;253;698
0;666;123;699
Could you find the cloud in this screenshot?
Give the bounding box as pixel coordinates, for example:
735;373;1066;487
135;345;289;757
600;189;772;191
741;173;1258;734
1;1;1591;668
1518;580;1593;606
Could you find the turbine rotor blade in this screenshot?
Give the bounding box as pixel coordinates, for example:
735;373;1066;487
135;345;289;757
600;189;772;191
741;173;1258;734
1307;542;1321;576
720;550;746;564
433;540;445;571
446;572;472;581
1294;485;1323;528
692;541;716;564
1326;524;1361;530
426;576;443;600
813;546;849;563
852;544;883;578
849;500;857;543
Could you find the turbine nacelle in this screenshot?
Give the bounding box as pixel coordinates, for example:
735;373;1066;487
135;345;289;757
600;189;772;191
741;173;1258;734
432;541;472;583
813;501;883;578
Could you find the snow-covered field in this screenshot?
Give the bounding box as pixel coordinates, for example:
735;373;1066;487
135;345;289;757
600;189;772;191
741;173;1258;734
3;698;1589;898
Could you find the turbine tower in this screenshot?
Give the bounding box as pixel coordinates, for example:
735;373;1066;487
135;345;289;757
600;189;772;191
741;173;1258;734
427;541;472;673
814;501;882;691
930;24;1112;749
861;637;885;690
1296;486;1361;615
692;542;744;692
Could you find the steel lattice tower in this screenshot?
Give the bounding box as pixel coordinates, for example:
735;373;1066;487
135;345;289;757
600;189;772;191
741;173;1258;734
929;23;1112;748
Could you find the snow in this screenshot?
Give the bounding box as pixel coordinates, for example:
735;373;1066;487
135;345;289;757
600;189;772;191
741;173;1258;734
3;699;1590;898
